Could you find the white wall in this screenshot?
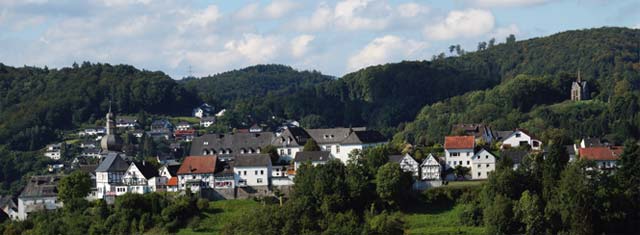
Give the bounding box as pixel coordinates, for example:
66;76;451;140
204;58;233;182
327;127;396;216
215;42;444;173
444;148;474;169
18;196;62;220
177;173;215;192
234;166;270;186
277;146;302;161
471;149;496;180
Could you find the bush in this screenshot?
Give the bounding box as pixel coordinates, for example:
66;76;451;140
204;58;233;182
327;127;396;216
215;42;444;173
196;198;209;211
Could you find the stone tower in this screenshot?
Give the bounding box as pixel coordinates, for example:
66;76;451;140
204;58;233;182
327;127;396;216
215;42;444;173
571;70;589;101
100;101;123;152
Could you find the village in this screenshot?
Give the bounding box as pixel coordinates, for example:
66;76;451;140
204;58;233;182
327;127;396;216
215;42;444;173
0;76;624;221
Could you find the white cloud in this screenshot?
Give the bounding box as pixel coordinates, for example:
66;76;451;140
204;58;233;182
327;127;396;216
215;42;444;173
465;0;549;7
98;0;152;7
183;5;221;28
224;34;284;63
491;24;520;40
291;34;315;57
265;0;298;19
334;0;389;30
424;9;495;40
396;2;429;18
234;3;259;20
348;35;427;70
633;23;640;29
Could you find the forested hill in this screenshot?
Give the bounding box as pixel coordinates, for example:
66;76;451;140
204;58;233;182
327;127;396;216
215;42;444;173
180;64;333;109
393;27;640;146
0;63;199;151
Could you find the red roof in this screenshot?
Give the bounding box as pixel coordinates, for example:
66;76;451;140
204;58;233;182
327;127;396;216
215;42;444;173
174;130;196;136
444;136;475;149
167;177;178;186
177;156;217;174
579;146;623;161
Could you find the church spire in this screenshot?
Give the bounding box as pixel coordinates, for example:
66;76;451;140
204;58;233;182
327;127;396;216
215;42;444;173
577;69;581;83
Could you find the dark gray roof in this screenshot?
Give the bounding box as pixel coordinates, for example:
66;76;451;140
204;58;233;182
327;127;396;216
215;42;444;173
133;162;159;179
500;149;528;165
19;175;62;198
306;127;366;145
273;127;311;147
96;153;129;172
164;164;180;177
190;132;275;156
494;131;513;141
294;151;331;162
342;130;387;145
201;116;216;122
582;137;603;147
234;154;272;167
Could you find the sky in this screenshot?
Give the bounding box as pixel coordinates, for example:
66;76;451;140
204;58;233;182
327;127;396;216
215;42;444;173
0;0;638;79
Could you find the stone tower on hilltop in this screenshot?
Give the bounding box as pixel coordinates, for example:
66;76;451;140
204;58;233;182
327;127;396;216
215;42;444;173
571;70;589;101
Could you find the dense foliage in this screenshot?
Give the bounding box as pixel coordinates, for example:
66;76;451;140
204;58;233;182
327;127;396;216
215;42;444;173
0;62;199;150
222;146;413;235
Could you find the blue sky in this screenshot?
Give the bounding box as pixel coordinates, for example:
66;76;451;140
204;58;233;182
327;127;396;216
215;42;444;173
0;0;638;78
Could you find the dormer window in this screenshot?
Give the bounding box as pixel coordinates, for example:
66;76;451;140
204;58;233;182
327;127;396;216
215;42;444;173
515;133;521;138
203;141;209;145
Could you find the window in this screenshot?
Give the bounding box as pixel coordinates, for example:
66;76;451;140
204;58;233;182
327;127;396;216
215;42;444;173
466;161;470;165
203;141;209;145
467;152;470;156
485;155;488;159
478;172;481;177
255;170;258;175
515;133;521;138
459;161;462;165
257;178;263;183
280;149;284;155
260;170;264;175
447;161;451;165
287;149;291;155
451;152;459;157
486;164;490;168
243;171;247;176
477;164;481;168
336;145;340;153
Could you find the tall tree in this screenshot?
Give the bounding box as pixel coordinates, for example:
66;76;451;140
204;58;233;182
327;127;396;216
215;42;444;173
302;139;321;152
58;171;92;204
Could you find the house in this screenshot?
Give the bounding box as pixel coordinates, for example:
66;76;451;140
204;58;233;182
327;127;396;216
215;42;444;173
234;154;272;187
444;136;475;169
44;143;62;160
578;146;623;169
420;154;441;181
176;122;193;131
79;127;105;137
452;124;494;144
156;152;179;165
147;129;173;141
0;196;18;221
95;153;130;199
122;162;160;194
501;149;529;169
177;156;217;192
471;149;496;180
80;148;101;158
249;124;263;133
190;132;274;160
214;163;235;189
293;151;331;171
580;137;606;148
200;116;216;128
274;127;387;163
80;140;97;149
571;71;589;101
158;164;181;192
17;175;63;220
193;103;214;118
116;117;139;129
174;129;196;142
151;119;173;131
500;129;542;151
215;109;226;117
388;153;420;178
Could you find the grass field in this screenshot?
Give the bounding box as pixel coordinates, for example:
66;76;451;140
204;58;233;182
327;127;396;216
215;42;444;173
177;199;260;235
169;116;201;124
404;204;485;235
442;181;485;189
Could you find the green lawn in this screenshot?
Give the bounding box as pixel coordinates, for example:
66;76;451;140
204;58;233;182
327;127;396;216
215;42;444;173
442;181;485;189
169;116;201;124
177;199;260;235
404;204;485;235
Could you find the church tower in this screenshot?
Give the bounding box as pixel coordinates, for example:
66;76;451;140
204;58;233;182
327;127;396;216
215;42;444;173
101;101;123;152
571;70;589;101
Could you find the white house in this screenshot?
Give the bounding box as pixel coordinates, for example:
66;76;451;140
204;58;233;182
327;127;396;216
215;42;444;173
17;175;63;220
193;103;214;118
444;136;476;169
44;143;62;160
274;127;387;163
420;154;441;181
95;153;130;199
158;164;180;192
389;153;420;178
293;151;332;171
177;156;217;192
471;149;496;180
249;124;263;133
122;162;160;194
0;196;19;221
501;129;542;151
234;154;272;187
116;117;139;129
176;122;193;131
578;146;623;170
